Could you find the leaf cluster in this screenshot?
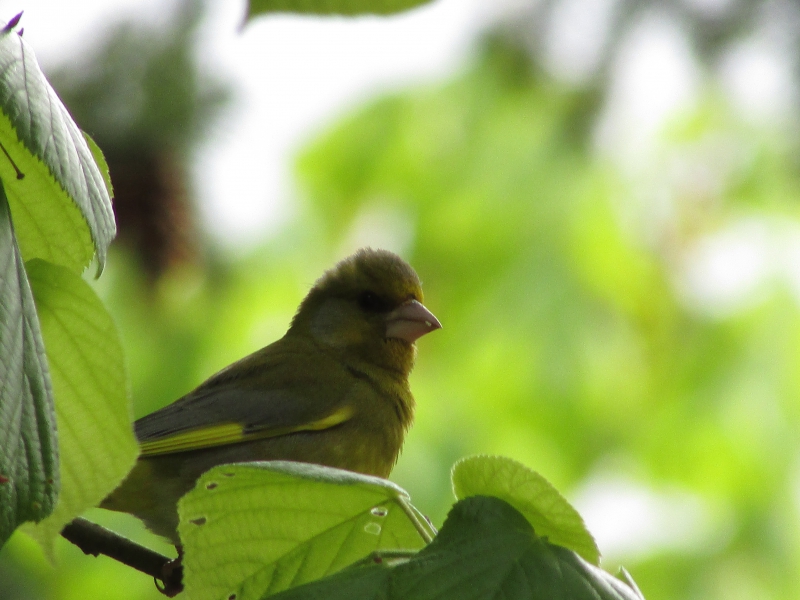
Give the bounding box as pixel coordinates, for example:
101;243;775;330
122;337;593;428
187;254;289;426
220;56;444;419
174;457;641;600
0;13;135;553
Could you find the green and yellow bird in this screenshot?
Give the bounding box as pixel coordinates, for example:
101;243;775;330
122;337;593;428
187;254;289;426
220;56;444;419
101;248;441;543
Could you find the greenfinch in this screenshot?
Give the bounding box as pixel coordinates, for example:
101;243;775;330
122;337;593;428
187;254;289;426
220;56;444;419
101;248;440;544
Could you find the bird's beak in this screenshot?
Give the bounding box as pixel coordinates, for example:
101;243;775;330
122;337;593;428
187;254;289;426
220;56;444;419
386;299;442;343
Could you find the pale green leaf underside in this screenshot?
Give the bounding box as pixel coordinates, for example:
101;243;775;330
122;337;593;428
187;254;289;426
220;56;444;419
0;25;115;275
452;455;600;565
248;0;433;18
0;190;58;547
22;259;137;558
178;461;432;600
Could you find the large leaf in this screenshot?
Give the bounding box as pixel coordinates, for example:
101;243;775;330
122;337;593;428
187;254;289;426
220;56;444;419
247;0;434;18
452;455;600;565
268;496;644;600
22;259;137;558
178;461;434;600
0;188;58;547
0;16;115;275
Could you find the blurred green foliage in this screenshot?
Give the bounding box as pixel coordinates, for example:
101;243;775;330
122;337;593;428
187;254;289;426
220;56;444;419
3;19;800;600
248;0;435;18
50;0;228;152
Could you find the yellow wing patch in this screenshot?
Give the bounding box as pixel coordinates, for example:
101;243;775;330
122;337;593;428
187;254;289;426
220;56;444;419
139;405;354;457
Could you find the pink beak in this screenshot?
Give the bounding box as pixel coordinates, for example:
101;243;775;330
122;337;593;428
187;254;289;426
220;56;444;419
386;299;442;344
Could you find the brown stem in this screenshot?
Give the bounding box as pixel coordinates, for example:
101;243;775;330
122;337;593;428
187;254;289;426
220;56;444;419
0;140;24;180
61;517;183;597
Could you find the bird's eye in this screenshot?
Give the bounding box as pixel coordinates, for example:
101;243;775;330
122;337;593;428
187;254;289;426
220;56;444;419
358;291;384;312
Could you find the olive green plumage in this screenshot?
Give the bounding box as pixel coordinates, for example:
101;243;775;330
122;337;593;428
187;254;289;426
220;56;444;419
101;248;441;543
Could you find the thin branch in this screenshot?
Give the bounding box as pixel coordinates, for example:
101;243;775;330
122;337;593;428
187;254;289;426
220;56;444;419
61;517;183;597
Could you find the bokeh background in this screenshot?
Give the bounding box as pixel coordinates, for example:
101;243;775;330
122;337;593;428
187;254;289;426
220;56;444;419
2;0;800;598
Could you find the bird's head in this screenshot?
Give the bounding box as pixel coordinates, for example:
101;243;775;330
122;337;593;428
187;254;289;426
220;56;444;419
288;248;441;375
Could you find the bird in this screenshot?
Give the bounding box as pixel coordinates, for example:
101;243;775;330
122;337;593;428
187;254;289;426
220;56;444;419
100;248;441;544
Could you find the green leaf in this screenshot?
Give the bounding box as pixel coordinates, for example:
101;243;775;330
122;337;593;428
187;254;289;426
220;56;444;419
177;461;434;600
82;133;114;199
0;188;58;548
268;496;644;600
452;455;600;565
266;561;392;600
21;259;137;558
0;19;115;275
247;0;434;18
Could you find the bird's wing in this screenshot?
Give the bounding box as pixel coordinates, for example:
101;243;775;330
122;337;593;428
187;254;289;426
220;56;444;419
135;338;356;457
